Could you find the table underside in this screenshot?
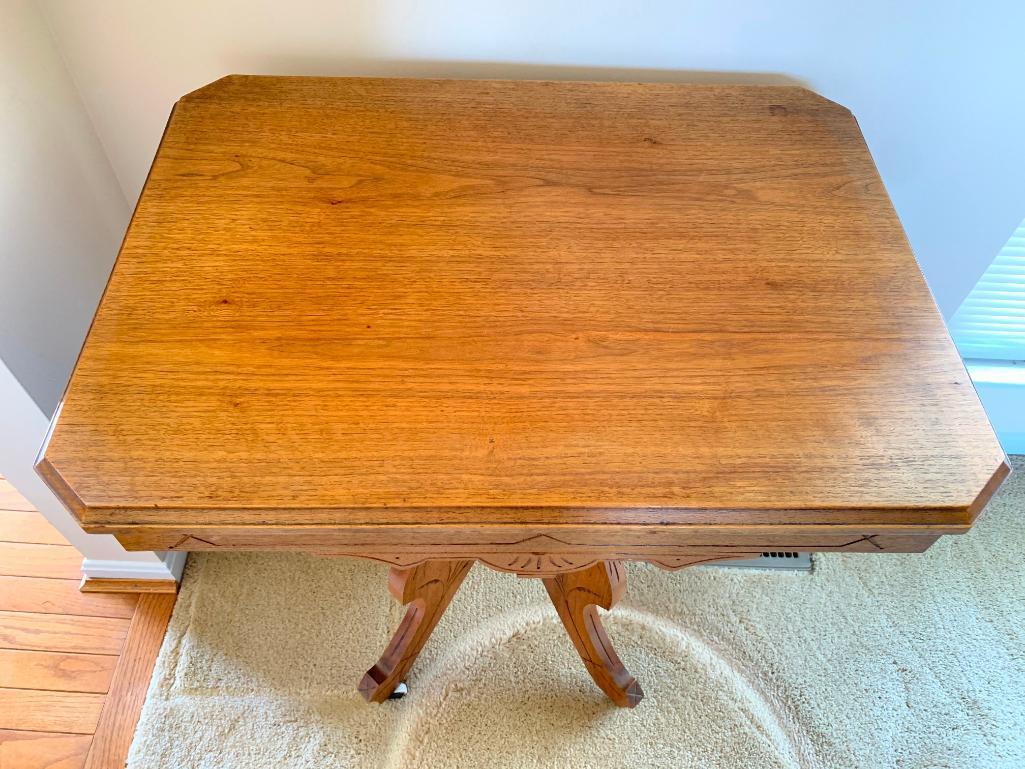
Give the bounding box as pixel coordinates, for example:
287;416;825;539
97;515;948;706
328;532;941;707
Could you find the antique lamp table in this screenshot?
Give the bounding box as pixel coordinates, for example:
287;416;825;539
37;76;1008;708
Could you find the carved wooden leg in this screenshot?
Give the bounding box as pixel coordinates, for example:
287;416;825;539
359;559;474;703
542;560;644;708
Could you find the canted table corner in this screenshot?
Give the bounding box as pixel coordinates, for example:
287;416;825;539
36;76;1009;708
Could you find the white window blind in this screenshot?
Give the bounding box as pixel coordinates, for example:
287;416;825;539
948;217;1025;361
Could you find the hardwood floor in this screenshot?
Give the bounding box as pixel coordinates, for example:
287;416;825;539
0;476;175;769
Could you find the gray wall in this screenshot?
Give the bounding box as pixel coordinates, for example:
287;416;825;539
1;0;129;416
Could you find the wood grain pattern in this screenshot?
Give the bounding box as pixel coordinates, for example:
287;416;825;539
0;478;35;513
28;77;1010;709
37;76;1006;536
543;561;643;707
0;649;116;694
0;480;176;766
359;560;473;702
79;578;178;595
0;576;138;619
0;689;104;735
0;729;91;769
0;511;65;546
84;594;175;769
0;543;82;580
0;612;129;656
106;522;943;575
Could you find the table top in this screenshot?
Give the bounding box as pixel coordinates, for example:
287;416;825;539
38;76;1007;531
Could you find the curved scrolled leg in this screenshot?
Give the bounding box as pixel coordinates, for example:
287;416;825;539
542;560;644;708
358;559;474;703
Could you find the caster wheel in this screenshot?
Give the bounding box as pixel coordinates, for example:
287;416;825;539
388;682;408;700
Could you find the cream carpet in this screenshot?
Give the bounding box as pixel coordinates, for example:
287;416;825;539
130;458;1025;768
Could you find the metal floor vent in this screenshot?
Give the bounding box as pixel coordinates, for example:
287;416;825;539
706;551;812;571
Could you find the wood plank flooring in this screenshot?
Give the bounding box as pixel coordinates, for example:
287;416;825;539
0;543;85;580
0;476;176;769
0;577;137;619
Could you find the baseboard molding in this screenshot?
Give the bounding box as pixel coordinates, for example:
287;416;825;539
80;577;178;594
160;550;188;581
82;552;187;583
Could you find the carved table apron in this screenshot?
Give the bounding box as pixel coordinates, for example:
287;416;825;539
36;76;1009;708
100;523;962;707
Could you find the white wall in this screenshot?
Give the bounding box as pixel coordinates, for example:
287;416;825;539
39;0;1025;320
0;0;180;581
0;0;129;416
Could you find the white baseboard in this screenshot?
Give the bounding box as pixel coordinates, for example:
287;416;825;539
83;551;186;582
161;550;188;580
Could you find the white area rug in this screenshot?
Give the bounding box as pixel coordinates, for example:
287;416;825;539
130;458;1025;768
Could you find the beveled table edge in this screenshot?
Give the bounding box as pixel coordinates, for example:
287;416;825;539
36;456;1010;532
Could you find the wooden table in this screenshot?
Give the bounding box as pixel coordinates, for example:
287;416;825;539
37;76;1008;708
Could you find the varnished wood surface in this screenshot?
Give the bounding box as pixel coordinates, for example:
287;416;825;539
84;594;175;769
359;560;474;702
110;521;942;576
0;543;84;580
0;649;117;694
0;612;129;656
0;576;138;618
0;689;104;735
79;578;178;595
2;510;65;546
543;561;643;706
38;76;1006;536
0;729;92;769
0;478;176;768
0;485;34;512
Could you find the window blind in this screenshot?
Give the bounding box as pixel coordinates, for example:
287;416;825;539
948;218;1025;361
